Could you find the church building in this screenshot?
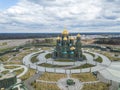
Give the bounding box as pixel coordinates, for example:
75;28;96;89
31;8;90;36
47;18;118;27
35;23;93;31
53;29;83;61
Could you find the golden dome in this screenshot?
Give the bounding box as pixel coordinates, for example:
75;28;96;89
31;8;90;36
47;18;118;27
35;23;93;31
70;36;74;40
57;36;61;40
77;34;81;37
70;46;75;50
63;37;67;41
62;30;69;35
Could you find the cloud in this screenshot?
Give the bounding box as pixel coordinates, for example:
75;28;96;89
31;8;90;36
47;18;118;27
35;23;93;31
0;0;120;33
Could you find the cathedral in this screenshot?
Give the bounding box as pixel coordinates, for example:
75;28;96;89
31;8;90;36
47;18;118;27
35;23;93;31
53;29;83;61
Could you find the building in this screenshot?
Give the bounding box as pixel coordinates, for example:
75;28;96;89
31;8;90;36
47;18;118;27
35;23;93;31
0;73;17;89
53;29;83;60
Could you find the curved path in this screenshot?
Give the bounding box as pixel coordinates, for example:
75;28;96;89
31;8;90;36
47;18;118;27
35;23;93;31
22;50;120;83
0;64;28;78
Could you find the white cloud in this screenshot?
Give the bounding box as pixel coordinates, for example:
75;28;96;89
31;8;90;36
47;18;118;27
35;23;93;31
0;0;120;33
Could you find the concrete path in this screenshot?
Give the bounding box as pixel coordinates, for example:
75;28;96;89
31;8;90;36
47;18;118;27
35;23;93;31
1;64;28;78
24;71;43;90
57;78;83;90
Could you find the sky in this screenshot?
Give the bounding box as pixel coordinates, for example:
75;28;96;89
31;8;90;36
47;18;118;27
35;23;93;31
0;0;120;33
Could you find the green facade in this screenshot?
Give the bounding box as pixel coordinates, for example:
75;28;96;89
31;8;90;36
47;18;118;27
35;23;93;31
54;30;82;61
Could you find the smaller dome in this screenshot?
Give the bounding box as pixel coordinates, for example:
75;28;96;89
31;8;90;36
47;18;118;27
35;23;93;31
62;30;69;35
77;34;81;37
57;36;61;40
70;36;74;40
70;46;75;50
63;37;67;41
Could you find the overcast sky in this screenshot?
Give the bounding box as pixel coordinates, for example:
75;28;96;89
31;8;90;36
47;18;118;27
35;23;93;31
0;0;120;33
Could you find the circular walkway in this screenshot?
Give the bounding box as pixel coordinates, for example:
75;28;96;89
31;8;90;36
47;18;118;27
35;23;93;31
22;50;120;82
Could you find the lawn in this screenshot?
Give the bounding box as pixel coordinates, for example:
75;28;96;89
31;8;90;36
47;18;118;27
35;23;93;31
4;65;20;69
55;59;75;62
102;52;120;61
31;55;39;63
13;68;24;76
94;56;103;63
1;70;9;75
82;82;109;90
38;63;71;68
71;73;97;82
45;53;52;59
20;69;36;81
71;63;95;69
32;82;60;90
39;72;66;82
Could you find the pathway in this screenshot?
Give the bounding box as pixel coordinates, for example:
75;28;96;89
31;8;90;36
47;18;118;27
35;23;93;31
24;71;43;90
22;50;120;83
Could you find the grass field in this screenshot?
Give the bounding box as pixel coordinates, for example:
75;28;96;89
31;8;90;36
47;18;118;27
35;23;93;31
4;65;20;69
55;59;75;62
82;82;109;90
71;73;97;82
31;55;39;63
13;68;24;76
45;53;52;59
102;52;120;61
38;63;71;68
39;72;66;82
94;56;103;63
71;63;95;69
32;82;60;90
20;69;36;80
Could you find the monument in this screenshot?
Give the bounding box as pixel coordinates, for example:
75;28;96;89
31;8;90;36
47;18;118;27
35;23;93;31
53;29;83;60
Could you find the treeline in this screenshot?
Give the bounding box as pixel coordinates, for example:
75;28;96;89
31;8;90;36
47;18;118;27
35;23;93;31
0;33;78;40
0;33;58;40
94;38;120;45
26;38;54;44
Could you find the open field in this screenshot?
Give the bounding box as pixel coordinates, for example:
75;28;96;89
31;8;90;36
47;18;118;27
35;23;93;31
0;39;31;49
32;82;60;90
20;69;36;80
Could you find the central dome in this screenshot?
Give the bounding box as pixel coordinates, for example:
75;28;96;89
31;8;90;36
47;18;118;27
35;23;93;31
63;37;68;40
62;29;69;35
